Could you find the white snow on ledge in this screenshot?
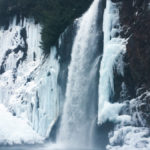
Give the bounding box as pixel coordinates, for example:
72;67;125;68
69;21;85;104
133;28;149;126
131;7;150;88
0;104;43;145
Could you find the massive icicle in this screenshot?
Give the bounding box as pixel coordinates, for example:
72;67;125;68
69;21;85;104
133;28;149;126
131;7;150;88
98;0;126;124
0;18;60;143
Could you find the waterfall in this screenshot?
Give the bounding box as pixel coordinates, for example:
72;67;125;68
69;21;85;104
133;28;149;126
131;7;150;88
55;0;101;148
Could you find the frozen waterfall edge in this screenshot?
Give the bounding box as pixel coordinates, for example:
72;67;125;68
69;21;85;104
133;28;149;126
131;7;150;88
98;0;126;124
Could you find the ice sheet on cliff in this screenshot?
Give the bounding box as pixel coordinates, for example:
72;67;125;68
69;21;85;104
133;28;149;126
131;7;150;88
0;17;60;144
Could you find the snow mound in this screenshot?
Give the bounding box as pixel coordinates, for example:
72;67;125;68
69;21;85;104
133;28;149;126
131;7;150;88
0;104;43;145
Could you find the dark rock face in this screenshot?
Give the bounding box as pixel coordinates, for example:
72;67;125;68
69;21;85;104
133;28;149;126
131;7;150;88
113;0;150;96
112;0;150;128
117;0;150;88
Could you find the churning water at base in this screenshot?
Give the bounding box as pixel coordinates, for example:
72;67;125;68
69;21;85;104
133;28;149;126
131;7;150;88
0;145;103;150
55;0;101;148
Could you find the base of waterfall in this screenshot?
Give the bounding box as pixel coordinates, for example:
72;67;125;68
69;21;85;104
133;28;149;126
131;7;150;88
0;144;103;150
0;104;44;145
0;140;104;150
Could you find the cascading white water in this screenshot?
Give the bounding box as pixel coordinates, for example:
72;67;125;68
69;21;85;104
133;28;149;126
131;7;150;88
56;0;100;148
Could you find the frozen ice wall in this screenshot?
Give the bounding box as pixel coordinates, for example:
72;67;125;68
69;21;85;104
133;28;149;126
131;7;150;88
98;0;126;124
0;17;60;143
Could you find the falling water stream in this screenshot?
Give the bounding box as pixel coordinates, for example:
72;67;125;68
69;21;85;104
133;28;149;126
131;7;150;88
55;0;101;148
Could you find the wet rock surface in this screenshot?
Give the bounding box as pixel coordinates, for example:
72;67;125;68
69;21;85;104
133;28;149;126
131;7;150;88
117;0;150;88
112;0;150;108
109;1;150;148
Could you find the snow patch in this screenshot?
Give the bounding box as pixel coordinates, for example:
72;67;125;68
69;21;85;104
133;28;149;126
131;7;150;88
0;104;43;145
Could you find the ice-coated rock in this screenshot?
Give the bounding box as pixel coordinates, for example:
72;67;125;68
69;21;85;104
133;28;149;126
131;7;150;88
0;17;60;144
